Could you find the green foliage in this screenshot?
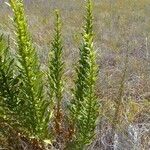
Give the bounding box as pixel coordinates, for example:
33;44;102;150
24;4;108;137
0;34;22;149
48;10;64;108
0;34;19;117
48;10;64;136
69;0;99;149
0;0;149;149
1;0;99;149
7;0;51;139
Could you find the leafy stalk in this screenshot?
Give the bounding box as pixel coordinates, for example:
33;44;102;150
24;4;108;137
9;0;50;138
48;10;64;137
70;0;99;149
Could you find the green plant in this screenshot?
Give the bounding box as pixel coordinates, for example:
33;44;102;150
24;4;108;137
48;10;64;137
0;34;20;123
0;34;22;149
69;0;99;149
0;35;14;109
48;11;74;149
8;0;51;139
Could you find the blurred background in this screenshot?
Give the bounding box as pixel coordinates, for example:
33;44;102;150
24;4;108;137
0;0;149;149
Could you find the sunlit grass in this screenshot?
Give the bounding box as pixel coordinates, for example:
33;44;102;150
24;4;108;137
0;0;150;149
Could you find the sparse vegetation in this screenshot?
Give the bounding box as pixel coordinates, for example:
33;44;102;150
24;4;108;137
0;0;149;150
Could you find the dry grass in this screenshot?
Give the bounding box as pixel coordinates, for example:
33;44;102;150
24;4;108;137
0;0;150;149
